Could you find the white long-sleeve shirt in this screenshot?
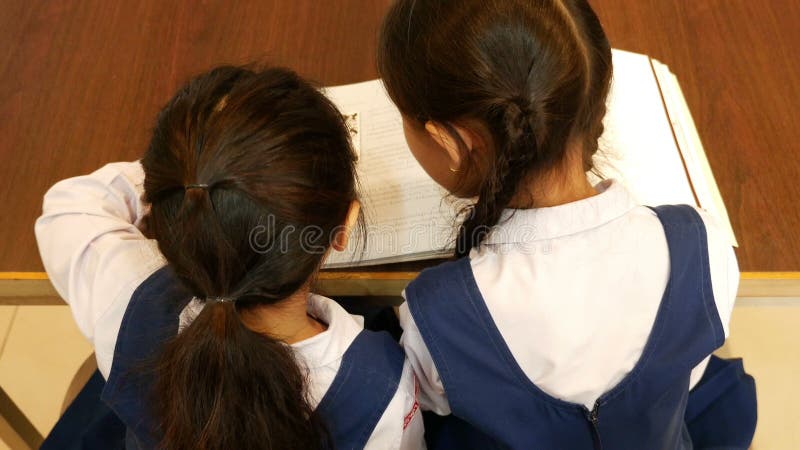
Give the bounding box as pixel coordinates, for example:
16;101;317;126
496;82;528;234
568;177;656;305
35;161;424;450
399;179;739;414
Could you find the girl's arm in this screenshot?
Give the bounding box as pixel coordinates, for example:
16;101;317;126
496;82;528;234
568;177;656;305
397;364;425;450
397;300;452;416
381;362;425;450
35;161;166;378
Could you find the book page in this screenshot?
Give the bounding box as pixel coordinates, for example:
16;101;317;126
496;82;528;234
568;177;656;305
650;60;738;246
592;50;698;207
323;80;460;267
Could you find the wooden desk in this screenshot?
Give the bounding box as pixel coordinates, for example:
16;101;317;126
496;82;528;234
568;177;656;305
1;0;799;277
1;0;799;314
0;0;799;301
592;0;800;272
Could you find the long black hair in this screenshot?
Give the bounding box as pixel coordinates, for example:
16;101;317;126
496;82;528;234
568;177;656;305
141;66;358;450
378;0;612;256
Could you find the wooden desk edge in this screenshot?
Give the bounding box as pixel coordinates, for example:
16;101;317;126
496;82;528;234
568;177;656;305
1;272;799;305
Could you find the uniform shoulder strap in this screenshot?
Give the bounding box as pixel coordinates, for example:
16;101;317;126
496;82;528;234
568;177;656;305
404;257;527;413
316;329;405;449
100;266;192;449
647;205;725;363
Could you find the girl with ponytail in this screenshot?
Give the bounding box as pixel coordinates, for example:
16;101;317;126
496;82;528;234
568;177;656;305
378;0;754;449
36;66;424;449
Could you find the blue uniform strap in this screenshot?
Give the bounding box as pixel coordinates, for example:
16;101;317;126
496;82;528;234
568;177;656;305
316;329;406;449
100;266;193;449
404;258;521;416
647;205;725;364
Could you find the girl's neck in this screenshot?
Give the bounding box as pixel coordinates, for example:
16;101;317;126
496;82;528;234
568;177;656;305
240;286;327;344
509;142;598;209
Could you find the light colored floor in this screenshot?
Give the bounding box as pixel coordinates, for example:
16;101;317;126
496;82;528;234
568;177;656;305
0;306;93;450
0;301;797;449
718;300;800;449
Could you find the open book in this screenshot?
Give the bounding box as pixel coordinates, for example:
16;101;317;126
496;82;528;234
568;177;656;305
323;49;736;268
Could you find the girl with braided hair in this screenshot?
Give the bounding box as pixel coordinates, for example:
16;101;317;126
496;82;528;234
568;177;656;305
378;0;755;448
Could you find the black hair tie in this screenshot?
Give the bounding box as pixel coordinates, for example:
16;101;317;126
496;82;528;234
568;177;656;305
185;183;209;190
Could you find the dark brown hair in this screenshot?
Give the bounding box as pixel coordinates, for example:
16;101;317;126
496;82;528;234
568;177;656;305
378;0;612;256
141;66;357;449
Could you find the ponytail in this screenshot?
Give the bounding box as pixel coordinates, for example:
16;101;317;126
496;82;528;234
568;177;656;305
153;300;330;450
142;66;357;450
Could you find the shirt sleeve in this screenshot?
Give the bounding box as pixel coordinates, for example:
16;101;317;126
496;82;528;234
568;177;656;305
397;363;425;450
397;299;452;416
35;161;167;378
365;360;426;450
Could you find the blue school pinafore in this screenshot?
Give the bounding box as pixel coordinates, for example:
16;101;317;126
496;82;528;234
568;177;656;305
405;205;756;450
43;266;404;450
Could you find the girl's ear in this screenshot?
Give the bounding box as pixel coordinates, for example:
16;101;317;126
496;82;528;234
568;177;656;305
331;200;361;251
424;121;475;171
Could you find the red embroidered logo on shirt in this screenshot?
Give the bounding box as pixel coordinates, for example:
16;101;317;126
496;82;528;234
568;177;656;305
403;376;420;430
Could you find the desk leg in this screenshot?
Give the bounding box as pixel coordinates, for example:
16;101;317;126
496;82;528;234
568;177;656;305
0;385;42;450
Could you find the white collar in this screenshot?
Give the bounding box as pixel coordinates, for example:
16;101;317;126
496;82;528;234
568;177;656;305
483;179;638;244
178;294;363;370
292;294;364;369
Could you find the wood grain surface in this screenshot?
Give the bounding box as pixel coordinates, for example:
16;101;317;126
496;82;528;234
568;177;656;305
1;0;797;272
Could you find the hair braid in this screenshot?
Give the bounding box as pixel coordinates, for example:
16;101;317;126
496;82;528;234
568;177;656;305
456;98;541;256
